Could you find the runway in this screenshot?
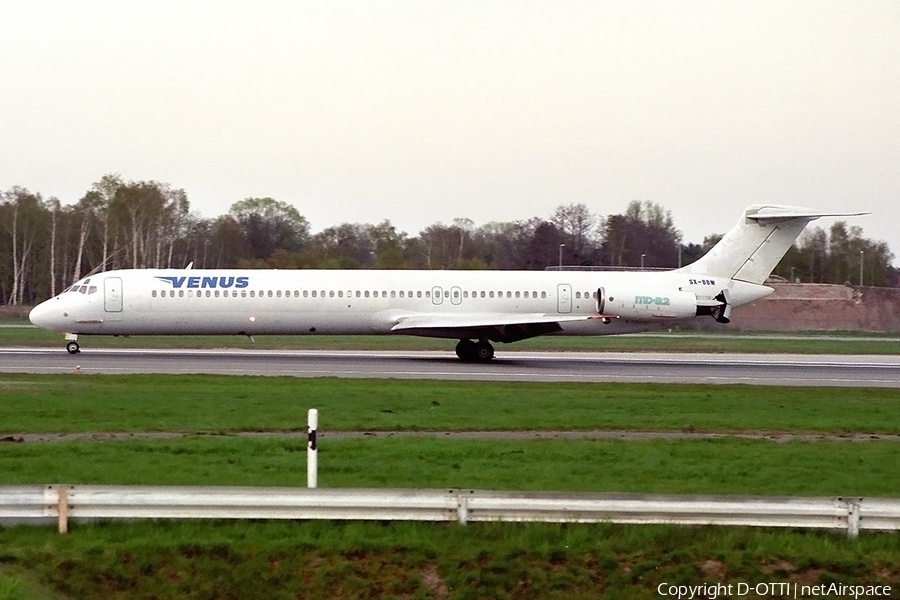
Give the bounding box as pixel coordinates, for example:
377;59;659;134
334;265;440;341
1;347;899;387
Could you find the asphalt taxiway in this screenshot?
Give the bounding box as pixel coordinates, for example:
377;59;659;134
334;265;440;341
1;347;899;387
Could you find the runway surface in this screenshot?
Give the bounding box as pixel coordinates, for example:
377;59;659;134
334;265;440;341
2;347;899;387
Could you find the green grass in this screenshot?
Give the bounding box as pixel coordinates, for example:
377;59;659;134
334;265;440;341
2;371;900;598
2;374;900;435
2;320;900;354
2;437;899;496
0;520;898;599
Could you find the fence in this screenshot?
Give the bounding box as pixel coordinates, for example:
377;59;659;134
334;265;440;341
3;486;899;538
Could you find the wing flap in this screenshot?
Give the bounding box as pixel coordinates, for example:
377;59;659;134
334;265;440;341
391;312;589;332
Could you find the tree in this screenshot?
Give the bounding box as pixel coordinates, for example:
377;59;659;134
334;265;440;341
228;197;309;260
599;200;682;268
550;203;599;265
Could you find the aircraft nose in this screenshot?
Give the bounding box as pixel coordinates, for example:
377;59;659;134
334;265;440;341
29;299;61;331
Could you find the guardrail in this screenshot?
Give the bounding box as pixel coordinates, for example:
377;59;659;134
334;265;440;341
3;486;900;537
7;485;900;537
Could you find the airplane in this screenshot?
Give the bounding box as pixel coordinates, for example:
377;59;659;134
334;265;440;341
28;204;864;361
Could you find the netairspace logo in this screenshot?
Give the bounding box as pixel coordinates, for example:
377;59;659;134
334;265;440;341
657;582;891;598
155;276;249;289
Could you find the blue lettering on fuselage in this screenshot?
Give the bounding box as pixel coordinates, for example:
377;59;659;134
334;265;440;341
155;276;250;289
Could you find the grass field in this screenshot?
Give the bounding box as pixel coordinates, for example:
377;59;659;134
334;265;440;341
2;374;900;598
2;520;897;600
2;374;900;435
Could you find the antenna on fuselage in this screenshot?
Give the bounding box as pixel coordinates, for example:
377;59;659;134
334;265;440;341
185;262;193;270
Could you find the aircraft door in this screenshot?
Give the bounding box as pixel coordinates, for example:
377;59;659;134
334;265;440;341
104;277;123;313
450;286;462;306
556;283;572;314
431;286;443;305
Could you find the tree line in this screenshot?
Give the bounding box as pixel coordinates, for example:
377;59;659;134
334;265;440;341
2;174;895;305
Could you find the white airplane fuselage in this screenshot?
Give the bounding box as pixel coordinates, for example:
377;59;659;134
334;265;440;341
29;268;771;338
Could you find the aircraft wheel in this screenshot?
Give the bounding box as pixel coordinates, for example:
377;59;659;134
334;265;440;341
455;339;477;361
66;341;80;354
474;341;494;361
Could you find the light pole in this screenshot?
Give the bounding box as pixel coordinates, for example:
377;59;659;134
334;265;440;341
558;244;565;269
641;253;646;270
859;250;864;287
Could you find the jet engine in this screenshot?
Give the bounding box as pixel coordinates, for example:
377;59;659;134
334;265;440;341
596;287;700;320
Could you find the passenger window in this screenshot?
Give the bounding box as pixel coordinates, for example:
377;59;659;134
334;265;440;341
356;291;361;298
506;291;511;298
480;291;485;298
489;291;494;298
408;290;413;297
575;292;581;299
241;290;247;298
399;291;405;298
152;290;157;298
338;291;343;298
329;291;335;298
320;290;325;297
541;291;547;298
417;291;422;298
515;291;520;298
390;291;396;298
425;291;430;298
206;290;211;297
463;291;468;298
312;291;317;298
179;290;185;297
382;291;387;298
364;291;369;298
215;290;220;298
303;290;308;298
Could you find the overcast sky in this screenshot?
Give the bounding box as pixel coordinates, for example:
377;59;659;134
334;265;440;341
2;1;898;263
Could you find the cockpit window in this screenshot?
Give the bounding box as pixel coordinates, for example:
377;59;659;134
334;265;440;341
68;286;81;293
88;286;98;294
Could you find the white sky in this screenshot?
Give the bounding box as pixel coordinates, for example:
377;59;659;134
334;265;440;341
2;1;898;262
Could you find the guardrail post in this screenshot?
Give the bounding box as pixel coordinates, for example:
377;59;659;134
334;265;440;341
57;487;68;534
457;493;468;525
308;409;318;488
847;498;861;538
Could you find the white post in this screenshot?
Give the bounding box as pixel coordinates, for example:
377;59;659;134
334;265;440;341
307;409;318;488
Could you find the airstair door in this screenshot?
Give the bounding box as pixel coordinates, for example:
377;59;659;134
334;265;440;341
104;277;123;313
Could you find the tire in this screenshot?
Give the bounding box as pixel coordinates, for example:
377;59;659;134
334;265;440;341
474;341;494;361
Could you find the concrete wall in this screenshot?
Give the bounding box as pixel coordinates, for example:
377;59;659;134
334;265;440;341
688;283;900;333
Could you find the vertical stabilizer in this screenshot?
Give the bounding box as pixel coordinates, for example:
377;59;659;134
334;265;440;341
677;205;868;284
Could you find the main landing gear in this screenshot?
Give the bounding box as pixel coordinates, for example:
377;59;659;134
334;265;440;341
455;339;494;362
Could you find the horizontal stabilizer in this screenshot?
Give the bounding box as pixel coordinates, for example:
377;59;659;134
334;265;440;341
746;206;870;223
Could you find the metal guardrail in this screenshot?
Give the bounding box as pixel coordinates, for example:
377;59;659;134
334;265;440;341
2;486;899;537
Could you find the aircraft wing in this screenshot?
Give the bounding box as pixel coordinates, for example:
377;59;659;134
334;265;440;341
390;312;592;343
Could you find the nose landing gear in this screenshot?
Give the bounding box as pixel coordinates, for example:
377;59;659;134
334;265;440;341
65;334;80;354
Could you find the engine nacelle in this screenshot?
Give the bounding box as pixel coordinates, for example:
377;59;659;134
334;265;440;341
597;287;699;320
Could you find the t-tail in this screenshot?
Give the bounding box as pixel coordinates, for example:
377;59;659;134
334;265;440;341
677;204;869;285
